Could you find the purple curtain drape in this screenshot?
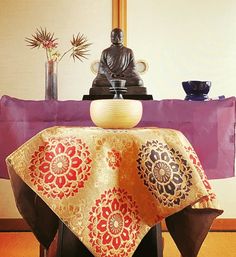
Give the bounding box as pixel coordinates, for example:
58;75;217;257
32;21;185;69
0;95;235;179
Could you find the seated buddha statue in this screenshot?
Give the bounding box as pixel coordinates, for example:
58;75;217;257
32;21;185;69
89;28;147;96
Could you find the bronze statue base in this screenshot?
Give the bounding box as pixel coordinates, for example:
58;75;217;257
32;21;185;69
82;94;153;100
83;86;153;100
89;86;147;95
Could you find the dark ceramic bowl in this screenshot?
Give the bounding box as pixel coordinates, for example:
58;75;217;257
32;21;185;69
182;80;211;95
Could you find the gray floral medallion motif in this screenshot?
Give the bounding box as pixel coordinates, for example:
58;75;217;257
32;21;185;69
137;140;193;207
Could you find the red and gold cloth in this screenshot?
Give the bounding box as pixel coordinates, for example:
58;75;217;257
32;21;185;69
6;126;222;257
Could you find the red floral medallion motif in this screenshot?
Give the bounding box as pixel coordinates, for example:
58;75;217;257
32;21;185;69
106;149;122;170
184;146;216;201
88;188;141;257
29;137;92;199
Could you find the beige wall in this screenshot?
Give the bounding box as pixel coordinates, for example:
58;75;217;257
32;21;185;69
0;0;235;219
0;0;111;99
0;0;112;218
127;0;236;218
127;0;236;99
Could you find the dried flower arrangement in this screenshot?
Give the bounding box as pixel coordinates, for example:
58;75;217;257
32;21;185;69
25;27;92;62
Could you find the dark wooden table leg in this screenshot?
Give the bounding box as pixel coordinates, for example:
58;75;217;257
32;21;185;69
133;223;163;257
156;223;163;257
39;244;47;257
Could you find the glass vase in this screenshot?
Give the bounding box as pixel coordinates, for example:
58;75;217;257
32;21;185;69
45;60;58;100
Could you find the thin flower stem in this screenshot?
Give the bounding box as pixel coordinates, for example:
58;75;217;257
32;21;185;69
58;47;74;62
46;49;50;61
49;49;53;61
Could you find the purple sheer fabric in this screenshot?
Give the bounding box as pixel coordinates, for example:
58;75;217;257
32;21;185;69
0;95;235;179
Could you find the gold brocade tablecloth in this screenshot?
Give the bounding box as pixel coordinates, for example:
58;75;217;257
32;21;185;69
6;127;221;257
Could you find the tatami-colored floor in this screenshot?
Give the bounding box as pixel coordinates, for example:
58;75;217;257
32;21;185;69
163;232;236;257
0;232;235;257
0;232;38;257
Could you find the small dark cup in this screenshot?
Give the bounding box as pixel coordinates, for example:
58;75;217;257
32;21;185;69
110;79;126;89
109;79;127;99
182;80;211;101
